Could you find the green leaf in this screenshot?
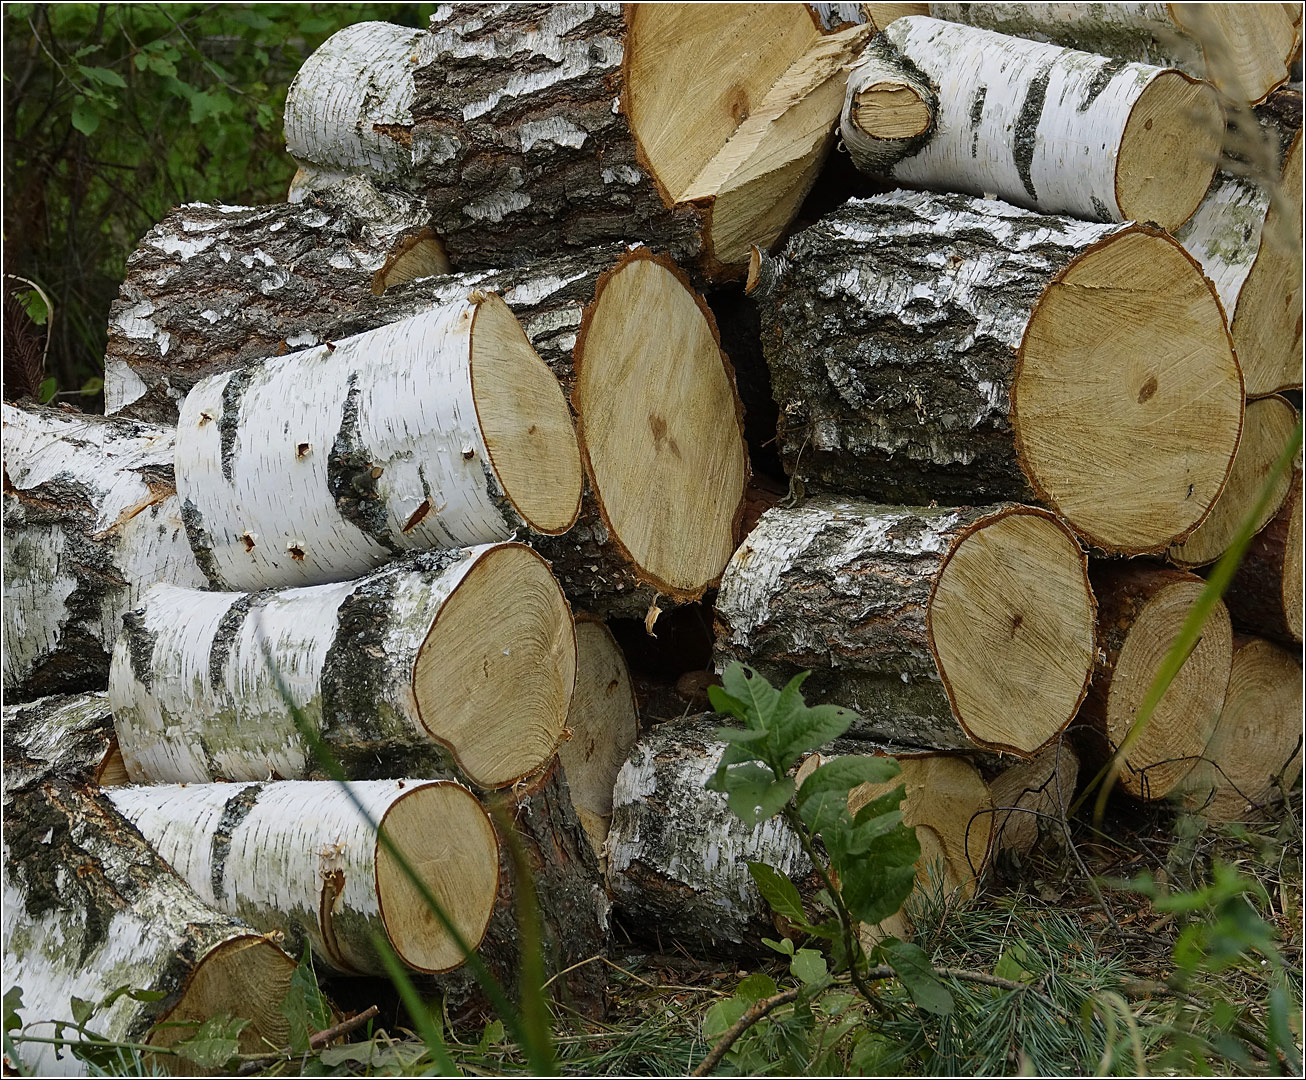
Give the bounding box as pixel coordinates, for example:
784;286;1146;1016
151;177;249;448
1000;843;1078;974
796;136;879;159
3;986;23;1035
38;378;58;404
80;377;103;396
762;936;795;956
736;972;778;1006
19;289;47;325
851;1031;897;1075
837;829;918;927
477;1018;505;1053
748;862;806;924
69;997;94;1027
722;766;794;826
796;757;899;833
280;950;331;1054
146;55;177;78
703;996;748;1042
71;96;100;135
992;942;1035;986
772;681;856;766
706;685;749;722
172;1014;248;1070
851;786;907;830
78;64;126;89
878;938;953;1016
713;725;769;745
790;948;827;986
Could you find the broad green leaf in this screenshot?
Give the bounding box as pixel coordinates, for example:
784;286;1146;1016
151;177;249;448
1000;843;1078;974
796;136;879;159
713;725;769;745
703;996;748;1042
146;55;177;78
78;65;126;89
69;997;94;1026
736;972;778;1006
821;992;856;1015
280;950;331;1053
38;378;58;404
20;289;47;325
706;685;749;722
797;757;899;832
748;861;806;924
851;1032;897;1075
477;1018;505;1052
772;680;856;767
173;1014;248;1070
71;97;100;135
3;986;23;1035
80;377;103;396
878;938;953;1016
992;942;1035;986
762;936;795;956
837;835;918;927
790;948;827;986
723;767;794;826
721;663;781;732
851;786;906;830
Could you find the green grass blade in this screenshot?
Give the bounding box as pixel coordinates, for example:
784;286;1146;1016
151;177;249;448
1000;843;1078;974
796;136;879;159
372;932;459;1077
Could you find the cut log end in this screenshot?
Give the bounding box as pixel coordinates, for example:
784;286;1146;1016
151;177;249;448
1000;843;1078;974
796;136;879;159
1117;73;1222;229
557;617;639;865
372;233;451;295
575;251;748;601
1015;228;1243;553
1171;3;1300;105
374;782;500;973
1169;395;1297;567
413;544;576;789
929;508;1096;755
471;294;583;536
851;80;933;139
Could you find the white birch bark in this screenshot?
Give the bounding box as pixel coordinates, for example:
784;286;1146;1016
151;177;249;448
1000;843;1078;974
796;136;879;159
2;692;120;789
174;296;576;590
2;404;204;700
841;16;1213;224
1176;174;1273;314
109;545;560;790
106;779;492;976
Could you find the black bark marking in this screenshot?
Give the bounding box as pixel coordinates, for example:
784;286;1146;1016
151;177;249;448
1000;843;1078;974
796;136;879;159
209;784;262;900
1013;64;1052;202
218;369;254;482
1090;195;1111;219
120;608;158;692
1079;56;1129;112
181;497;223;588
209;595;254;691
327;373;402;553
969;85;987;127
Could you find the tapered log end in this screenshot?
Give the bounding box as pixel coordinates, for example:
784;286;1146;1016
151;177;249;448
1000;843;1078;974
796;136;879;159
1169;395;1297;568
1171;3;1300;105
929;508;1096;756
557;617;639;865
1014;228;1244;554
413;544;576;789
374;782;500;973
1117;73;1222;230
1287;477;1304;641
148;935;297;1072
471;294;584;535
574;251;748;602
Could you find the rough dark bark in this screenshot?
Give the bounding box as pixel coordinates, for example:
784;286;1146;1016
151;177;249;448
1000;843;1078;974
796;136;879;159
1221;477;1304;645
1;691;122;790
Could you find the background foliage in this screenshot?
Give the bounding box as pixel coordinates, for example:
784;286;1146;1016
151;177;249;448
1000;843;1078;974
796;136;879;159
3;3;435;403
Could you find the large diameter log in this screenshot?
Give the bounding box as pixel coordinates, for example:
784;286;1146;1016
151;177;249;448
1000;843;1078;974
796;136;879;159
753;190;1244;554
104;178;446;423
175;294;583;590
110;545;575;791
378;4;872;280
108;780;499;977
715;497;1096;756
605;718;991;956
1222;469;1304;644
2;691;125;790
1180;636;1303;820
841;17;1221;229
928;3;1299;107
3;727;295;1075
2;404;205;701
1169;396;1297;568
987;740;1080;857
1077;566;1234;801
557;615;640;868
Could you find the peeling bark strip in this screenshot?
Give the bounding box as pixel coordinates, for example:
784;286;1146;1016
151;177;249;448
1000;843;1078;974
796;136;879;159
841;17;1221;229
753;190;1243;555
715;497;1096;756
605;718;991;956
3;720;295;1076
174;294;583;591
2;691;124;790
1076;566;1233;802
109;544;576;791
928;2;1300;106
1222;469;1304;645
103;177;444;425
108;779;501;977
390;3;871;280
1;403;205;702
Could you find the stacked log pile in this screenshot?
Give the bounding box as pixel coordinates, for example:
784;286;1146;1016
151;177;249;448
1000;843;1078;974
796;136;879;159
4;2;1303;1057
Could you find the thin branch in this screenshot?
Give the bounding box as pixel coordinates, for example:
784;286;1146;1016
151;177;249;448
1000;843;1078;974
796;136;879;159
234;1005;380;1075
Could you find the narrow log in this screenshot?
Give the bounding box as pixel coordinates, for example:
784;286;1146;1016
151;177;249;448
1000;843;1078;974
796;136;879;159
2;691;124;789
1180;636;1302;820
1222;468;1304;644
2;404;205;702
928;3;1299;106
987;740;1080;857
109;545;575;791
284;6;872;281
557;615;640;869
108;779;499;977
3;725;296;1075
752;190;1244;555
841;17;1221;229
104;178;445;423
715;497;1096;756
175;295;583;591
1077;566;1234;801
1169;396;1297;568
605;718;991;956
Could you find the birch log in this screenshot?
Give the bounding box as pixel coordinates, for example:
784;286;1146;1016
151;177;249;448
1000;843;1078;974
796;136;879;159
107;780;499;977
1169;395;1298;568
1222;469;1304;644
174;294;583;591
715;497;1097;756
3;726;295;1076
109;545;575;791
2;404;204;701
2;692;126;790
928;3;1299;106
556;615;640;868
104;178;446;423
841;17;1222;229
106;212;749;616
1076;566;1233;801
752;190;1244;555
1180;636;1303;820
300;4;871;281
605;718;991;955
